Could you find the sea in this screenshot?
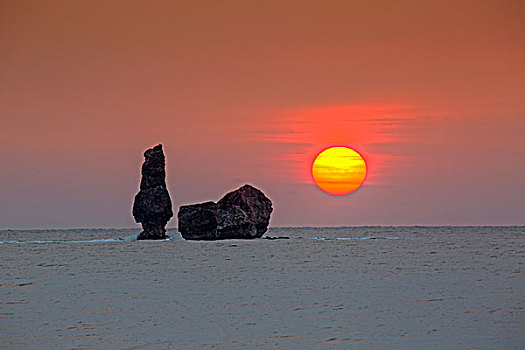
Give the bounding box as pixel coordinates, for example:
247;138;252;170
1;226;523;349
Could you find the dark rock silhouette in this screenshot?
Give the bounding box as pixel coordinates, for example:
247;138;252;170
177;201;219;240
217;185;273;239
178;184;273;240
132;144;173;239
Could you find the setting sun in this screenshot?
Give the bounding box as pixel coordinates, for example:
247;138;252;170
312;146;367;195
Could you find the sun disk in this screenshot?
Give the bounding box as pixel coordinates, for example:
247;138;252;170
312;146;367;195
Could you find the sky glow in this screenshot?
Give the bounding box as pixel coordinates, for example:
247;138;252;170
1;0;524;227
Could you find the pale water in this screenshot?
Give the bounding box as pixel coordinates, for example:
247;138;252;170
1;227;523;349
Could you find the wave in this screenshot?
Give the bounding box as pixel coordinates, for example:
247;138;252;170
312;236;400;240
0;234;184;244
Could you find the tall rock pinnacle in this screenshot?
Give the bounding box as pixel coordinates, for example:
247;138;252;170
132;144;173;239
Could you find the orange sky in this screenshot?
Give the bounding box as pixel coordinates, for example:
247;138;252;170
1;0;524;228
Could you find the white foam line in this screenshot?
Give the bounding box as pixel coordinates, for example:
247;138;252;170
0;234;185;244
312;236;401;241
0;238;121;244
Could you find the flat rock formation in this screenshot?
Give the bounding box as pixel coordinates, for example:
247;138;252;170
178;184;273;240
132;144;173;239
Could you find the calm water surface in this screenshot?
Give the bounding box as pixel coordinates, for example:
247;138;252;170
1;227;524;349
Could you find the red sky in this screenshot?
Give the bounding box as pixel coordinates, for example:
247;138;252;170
1;0;524;228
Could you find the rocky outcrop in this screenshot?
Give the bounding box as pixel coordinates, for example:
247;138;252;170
132;144;173;239
178;184;273;240
177;202;218;240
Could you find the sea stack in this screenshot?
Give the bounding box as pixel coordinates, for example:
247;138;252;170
178;184;273;240
132;144;173;240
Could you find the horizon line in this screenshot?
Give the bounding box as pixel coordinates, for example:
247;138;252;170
1;224;524;231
